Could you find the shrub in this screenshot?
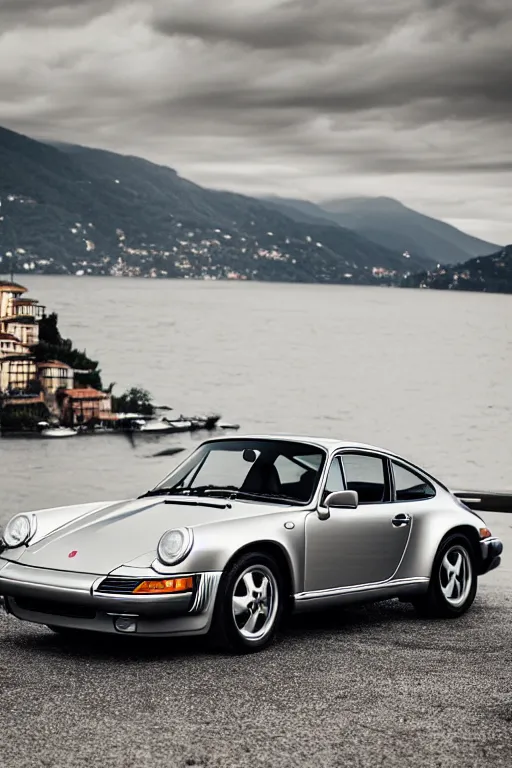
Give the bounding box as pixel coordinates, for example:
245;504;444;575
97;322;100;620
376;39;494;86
112;387;154;416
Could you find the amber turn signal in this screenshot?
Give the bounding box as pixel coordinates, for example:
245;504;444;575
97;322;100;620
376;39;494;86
479;527;492;539
133;577;194;594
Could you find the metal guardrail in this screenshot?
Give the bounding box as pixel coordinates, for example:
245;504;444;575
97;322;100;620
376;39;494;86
453;491;512;514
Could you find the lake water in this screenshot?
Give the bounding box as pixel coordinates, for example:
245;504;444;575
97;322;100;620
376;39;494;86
1;276;511;523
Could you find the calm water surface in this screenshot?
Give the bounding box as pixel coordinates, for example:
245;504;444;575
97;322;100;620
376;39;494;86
1;277;511;522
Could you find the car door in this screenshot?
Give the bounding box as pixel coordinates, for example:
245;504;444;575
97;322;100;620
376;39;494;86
387;457;438;556
304;451;412;592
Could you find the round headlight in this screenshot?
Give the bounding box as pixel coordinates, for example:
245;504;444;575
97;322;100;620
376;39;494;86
157;527;193;566
2;514;36;548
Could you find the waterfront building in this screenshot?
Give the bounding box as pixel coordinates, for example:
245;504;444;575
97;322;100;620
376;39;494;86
2;317;39;346
37;360;74;395
0;281;69;406
0;354;38;393
60;387;113;427
0;281;28;318
0;280;114;430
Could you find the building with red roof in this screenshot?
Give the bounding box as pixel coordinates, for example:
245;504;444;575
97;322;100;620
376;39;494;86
60;387;113;427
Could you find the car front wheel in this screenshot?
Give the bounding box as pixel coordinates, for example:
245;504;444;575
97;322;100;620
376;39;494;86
413;534;477;618
208;551;284;654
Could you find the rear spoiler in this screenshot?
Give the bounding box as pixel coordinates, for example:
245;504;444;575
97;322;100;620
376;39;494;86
453;491;512;514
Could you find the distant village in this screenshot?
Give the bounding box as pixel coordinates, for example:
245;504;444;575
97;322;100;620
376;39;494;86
1;195;401;284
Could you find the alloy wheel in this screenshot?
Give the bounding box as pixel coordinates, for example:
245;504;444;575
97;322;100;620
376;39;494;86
439;544;473;608
232;565;279;641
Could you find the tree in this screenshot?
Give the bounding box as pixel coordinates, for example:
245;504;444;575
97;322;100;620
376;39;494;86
31;311;103;390
0;402;50;432
38;312;62;346
112;387;154;416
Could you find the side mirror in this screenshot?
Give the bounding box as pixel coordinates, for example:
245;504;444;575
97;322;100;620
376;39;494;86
318;490;359;521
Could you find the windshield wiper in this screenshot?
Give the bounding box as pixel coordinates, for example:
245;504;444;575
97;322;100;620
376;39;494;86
139;488;174;498
199;489;300;504
140;486;301;504
139;485;238;499
195;488;300;504
229;491;301;505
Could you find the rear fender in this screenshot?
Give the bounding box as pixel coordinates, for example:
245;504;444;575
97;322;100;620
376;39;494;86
394;500;485;581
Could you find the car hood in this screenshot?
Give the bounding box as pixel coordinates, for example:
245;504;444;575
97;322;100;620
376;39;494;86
14;496;279;574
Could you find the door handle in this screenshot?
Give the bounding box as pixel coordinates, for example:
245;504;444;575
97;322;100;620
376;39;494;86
391;513;411;527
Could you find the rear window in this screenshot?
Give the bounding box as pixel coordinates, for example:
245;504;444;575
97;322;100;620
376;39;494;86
392;462;436;501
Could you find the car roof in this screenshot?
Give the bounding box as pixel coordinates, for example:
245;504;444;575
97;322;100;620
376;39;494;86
196;433;447;490
205;433;396;455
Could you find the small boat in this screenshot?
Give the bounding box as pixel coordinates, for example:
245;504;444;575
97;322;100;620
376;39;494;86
189;415;220;431
217;421;240;430
138;419;174;433
164;419;192;432
40;427;77;439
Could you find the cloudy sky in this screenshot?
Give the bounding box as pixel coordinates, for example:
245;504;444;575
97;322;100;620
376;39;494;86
1;0;511;243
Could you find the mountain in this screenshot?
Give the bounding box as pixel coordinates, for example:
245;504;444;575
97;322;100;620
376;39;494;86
262;195;499;266
0;125;430;284
401;245;512;294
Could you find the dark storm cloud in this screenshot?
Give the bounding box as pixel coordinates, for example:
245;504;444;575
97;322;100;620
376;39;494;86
168;53;512;122
0;0;120;13
0;0;122;30
153;0;512;48
425;0;510;35
152;0;512;125
152;0;410;51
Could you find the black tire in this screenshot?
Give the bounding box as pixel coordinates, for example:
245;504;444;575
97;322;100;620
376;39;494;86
413;534;477;618
208;551;285;654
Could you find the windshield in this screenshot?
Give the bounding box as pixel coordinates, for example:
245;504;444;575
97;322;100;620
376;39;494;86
145;438;327;505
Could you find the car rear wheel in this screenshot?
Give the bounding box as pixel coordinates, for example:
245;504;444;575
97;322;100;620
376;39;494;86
413;534;477;618
208;551;284;654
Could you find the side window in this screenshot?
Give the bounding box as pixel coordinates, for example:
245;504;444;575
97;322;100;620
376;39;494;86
392;462;436;501
322;457;345;503
341;454;386;504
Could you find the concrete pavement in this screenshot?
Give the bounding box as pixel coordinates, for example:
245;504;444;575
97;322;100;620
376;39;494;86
0;512;510;768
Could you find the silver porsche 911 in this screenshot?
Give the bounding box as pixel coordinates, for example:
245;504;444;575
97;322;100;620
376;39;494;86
0;435;503;653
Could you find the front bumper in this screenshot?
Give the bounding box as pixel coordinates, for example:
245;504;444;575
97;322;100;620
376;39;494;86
0;559;222;636
479;536;503;575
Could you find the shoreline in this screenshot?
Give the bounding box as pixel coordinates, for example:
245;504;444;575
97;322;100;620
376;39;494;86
10;272;512;295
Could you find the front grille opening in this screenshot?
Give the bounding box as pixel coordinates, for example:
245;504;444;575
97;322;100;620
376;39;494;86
96;577;143;594
16;598;96;620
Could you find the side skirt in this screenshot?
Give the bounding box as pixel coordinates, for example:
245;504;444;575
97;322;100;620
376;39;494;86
292;577;429;613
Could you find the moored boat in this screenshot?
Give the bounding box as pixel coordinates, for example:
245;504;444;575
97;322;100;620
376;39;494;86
40;426;77;439
138;419;174;433
165;419;193;432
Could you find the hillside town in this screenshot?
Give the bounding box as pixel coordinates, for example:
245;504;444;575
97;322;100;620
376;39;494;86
0;280;114;431
0;279;232;437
